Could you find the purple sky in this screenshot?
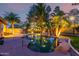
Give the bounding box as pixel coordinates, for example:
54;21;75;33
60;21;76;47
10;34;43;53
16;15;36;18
0;3;79;22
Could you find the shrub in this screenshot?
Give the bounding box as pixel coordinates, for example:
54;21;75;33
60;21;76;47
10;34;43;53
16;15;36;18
76;27;79;32
0;37;4;45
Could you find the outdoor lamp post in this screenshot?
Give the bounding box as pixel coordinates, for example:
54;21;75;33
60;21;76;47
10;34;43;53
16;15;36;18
69;16;76;35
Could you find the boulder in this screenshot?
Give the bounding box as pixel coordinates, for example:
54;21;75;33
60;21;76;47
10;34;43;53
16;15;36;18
55;42;70;53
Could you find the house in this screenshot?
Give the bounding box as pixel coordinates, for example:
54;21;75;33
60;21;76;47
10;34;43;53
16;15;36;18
0;17;7;37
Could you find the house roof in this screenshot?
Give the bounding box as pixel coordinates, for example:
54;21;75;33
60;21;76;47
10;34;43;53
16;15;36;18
0;17;7;25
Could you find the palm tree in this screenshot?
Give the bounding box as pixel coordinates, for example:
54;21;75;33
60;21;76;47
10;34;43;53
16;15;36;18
28;3;51;19
27;3;51;35
51;6;65;16
50;16;71;47
3;12;20;34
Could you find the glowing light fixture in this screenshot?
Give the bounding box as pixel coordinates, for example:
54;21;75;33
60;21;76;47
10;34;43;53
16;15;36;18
69;16;76;21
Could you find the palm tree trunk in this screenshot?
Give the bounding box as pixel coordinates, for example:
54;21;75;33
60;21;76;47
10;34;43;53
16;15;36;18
55;37;58;47
55;27;59;47
55;28;62;47
11;21;14;34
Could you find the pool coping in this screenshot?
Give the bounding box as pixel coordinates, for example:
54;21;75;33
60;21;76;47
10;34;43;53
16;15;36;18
68;38;79;56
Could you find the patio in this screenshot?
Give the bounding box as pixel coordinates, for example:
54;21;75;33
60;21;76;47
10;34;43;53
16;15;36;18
0;36;76;56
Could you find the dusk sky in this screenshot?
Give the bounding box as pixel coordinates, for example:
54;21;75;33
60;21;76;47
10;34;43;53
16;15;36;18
0;3;79;22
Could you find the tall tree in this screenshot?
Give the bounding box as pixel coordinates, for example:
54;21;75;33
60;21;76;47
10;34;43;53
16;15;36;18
27;3;51;21
51;6;65;16
69;9;79;34
50;16;71;46
3;12;20;34
27;3;51;35
69;9;79;16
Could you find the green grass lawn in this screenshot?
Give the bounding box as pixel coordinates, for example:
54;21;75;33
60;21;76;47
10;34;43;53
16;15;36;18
69;36;79;51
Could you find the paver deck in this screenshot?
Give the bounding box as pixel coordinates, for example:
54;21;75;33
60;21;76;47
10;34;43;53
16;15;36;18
0;37;72;56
